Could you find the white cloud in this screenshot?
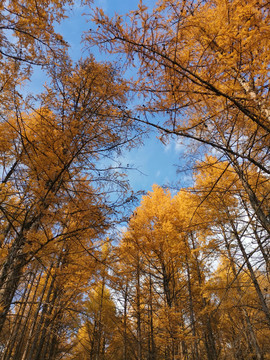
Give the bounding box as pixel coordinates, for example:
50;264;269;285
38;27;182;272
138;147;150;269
163;138;188;154
174;138;186;153
164;142;172;152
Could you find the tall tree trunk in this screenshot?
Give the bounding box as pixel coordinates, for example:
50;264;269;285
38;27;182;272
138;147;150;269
148;273;156;360
190;233;218;360
185;255;199;360
228;217;270;328
26;258;59;360
0;234;27;334
34;286;59;360
136;261;142;360
0;209;44;335
95;276;105;360
20;267;51;360
221;224;264;360
123;281;128;360
2;270;35;360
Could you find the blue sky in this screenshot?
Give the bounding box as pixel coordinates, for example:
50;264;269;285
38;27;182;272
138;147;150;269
56;0;192;195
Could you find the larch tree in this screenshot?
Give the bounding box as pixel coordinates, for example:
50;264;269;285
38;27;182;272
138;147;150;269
0;0;141;357
0;55;135;336
116;176;270;359
1;0;270;359
191;155;270;359
118;185;220;360
88;0;270;240
193;156;270;330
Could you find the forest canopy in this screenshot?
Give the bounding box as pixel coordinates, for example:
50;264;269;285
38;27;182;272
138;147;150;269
0;0;269;359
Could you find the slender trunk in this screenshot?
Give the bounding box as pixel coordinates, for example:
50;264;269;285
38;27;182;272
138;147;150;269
190;233;218;360
161;260;172;308
2;270;35;359
90;320;98;360
222;225;264;360
47;330;59;360
27;259;58;360
179;310;188;360
0;163;71;336
123;282;128;360
185;256;199;360
20;267;51;360
136;261;142;360
0;209;43;335
148;273;156;360
0;235;27;333
32;257;63;360
39;293;65;360
35;286;59;360
229;218;270;327
161;259;177;359
96;277;105;360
